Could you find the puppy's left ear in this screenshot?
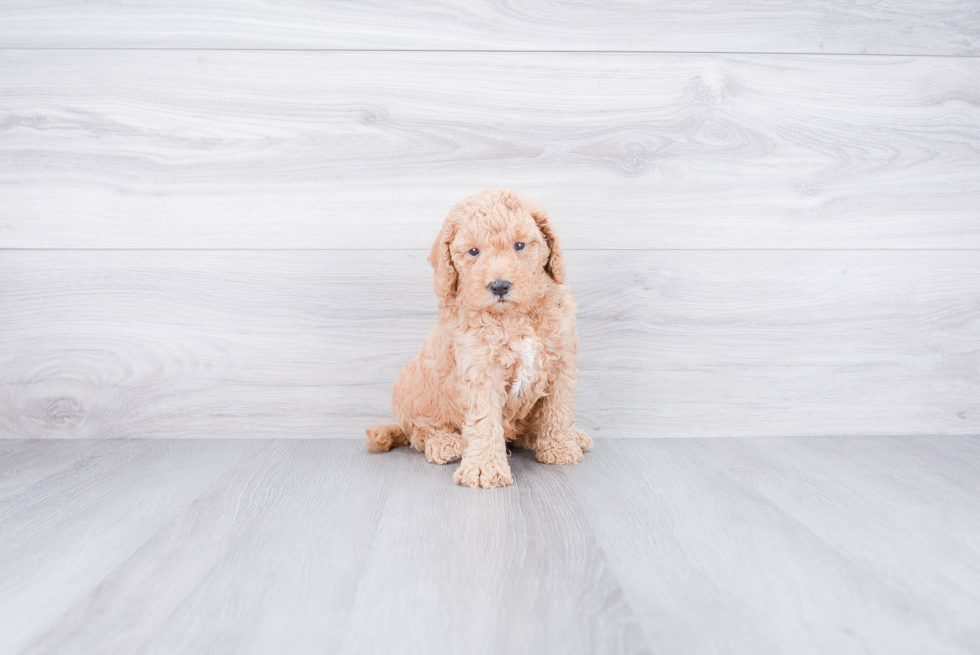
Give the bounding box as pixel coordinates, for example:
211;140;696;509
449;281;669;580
527;200;566;284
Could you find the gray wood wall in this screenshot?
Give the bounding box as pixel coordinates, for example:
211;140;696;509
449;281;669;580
1;2;978;439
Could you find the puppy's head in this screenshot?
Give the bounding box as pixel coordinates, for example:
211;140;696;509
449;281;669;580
429;188;565;313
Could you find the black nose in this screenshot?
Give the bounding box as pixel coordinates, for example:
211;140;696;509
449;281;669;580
488;279;512;297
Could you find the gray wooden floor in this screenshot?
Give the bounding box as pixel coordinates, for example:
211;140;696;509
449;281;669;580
2;437;978;655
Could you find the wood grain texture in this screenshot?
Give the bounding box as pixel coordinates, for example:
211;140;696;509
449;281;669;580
2;51;979;250
564;436;980;655
8;440;394;655
338;446;649;655
0;440;244;653
0;439;106;502
0;440;390;654
0;0;977;54
2;250;977;440
2;437;979;653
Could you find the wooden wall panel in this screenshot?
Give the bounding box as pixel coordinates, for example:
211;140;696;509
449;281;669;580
2;6;977;442
0;1;977;54
2;51;978;250
2;250;976;439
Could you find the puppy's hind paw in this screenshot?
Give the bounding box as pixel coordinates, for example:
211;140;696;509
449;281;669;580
424;431;464;464
365;423;407;452
574;427;593;451
536;435;584;465
453;458;514;488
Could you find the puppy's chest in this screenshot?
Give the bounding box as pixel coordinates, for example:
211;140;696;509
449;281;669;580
504;337;544;400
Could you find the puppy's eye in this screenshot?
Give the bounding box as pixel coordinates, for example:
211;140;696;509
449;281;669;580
514;242;525;251
468;248;480;257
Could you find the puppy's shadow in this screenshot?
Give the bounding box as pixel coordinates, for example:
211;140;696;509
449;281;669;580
364;440;566;492
506;445;540;470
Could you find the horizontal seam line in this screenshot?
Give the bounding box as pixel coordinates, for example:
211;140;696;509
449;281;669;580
0;48;977;58
3;248;980;253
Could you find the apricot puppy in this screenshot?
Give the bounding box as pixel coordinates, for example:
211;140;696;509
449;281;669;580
366;188;591;488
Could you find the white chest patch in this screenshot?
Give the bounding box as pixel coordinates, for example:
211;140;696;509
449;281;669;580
510;338;539;398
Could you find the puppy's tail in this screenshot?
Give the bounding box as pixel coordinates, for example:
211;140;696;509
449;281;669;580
365;423;409;452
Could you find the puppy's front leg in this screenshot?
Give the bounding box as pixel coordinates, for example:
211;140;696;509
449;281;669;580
453;363;513;489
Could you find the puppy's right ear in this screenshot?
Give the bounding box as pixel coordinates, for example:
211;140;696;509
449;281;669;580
428;216;458;301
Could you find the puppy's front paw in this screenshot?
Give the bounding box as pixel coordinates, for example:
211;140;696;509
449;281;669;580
453;458;514;488
425;431;463;464
536;434;585;465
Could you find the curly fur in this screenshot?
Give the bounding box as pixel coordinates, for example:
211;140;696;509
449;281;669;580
366;188;592;488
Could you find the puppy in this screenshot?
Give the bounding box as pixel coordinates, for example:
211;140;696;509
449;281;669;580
366;188;591;488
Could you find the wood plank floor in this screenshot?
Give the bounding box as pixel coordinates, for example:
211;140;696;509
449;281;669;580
1;437;978;655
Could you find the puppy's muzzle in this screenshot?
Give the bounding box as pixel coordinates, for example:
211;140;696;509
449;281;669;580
488;279;512;298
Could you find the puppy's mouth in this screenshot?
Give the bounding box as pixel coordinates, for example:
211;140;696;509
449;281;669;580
488;293;514;309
